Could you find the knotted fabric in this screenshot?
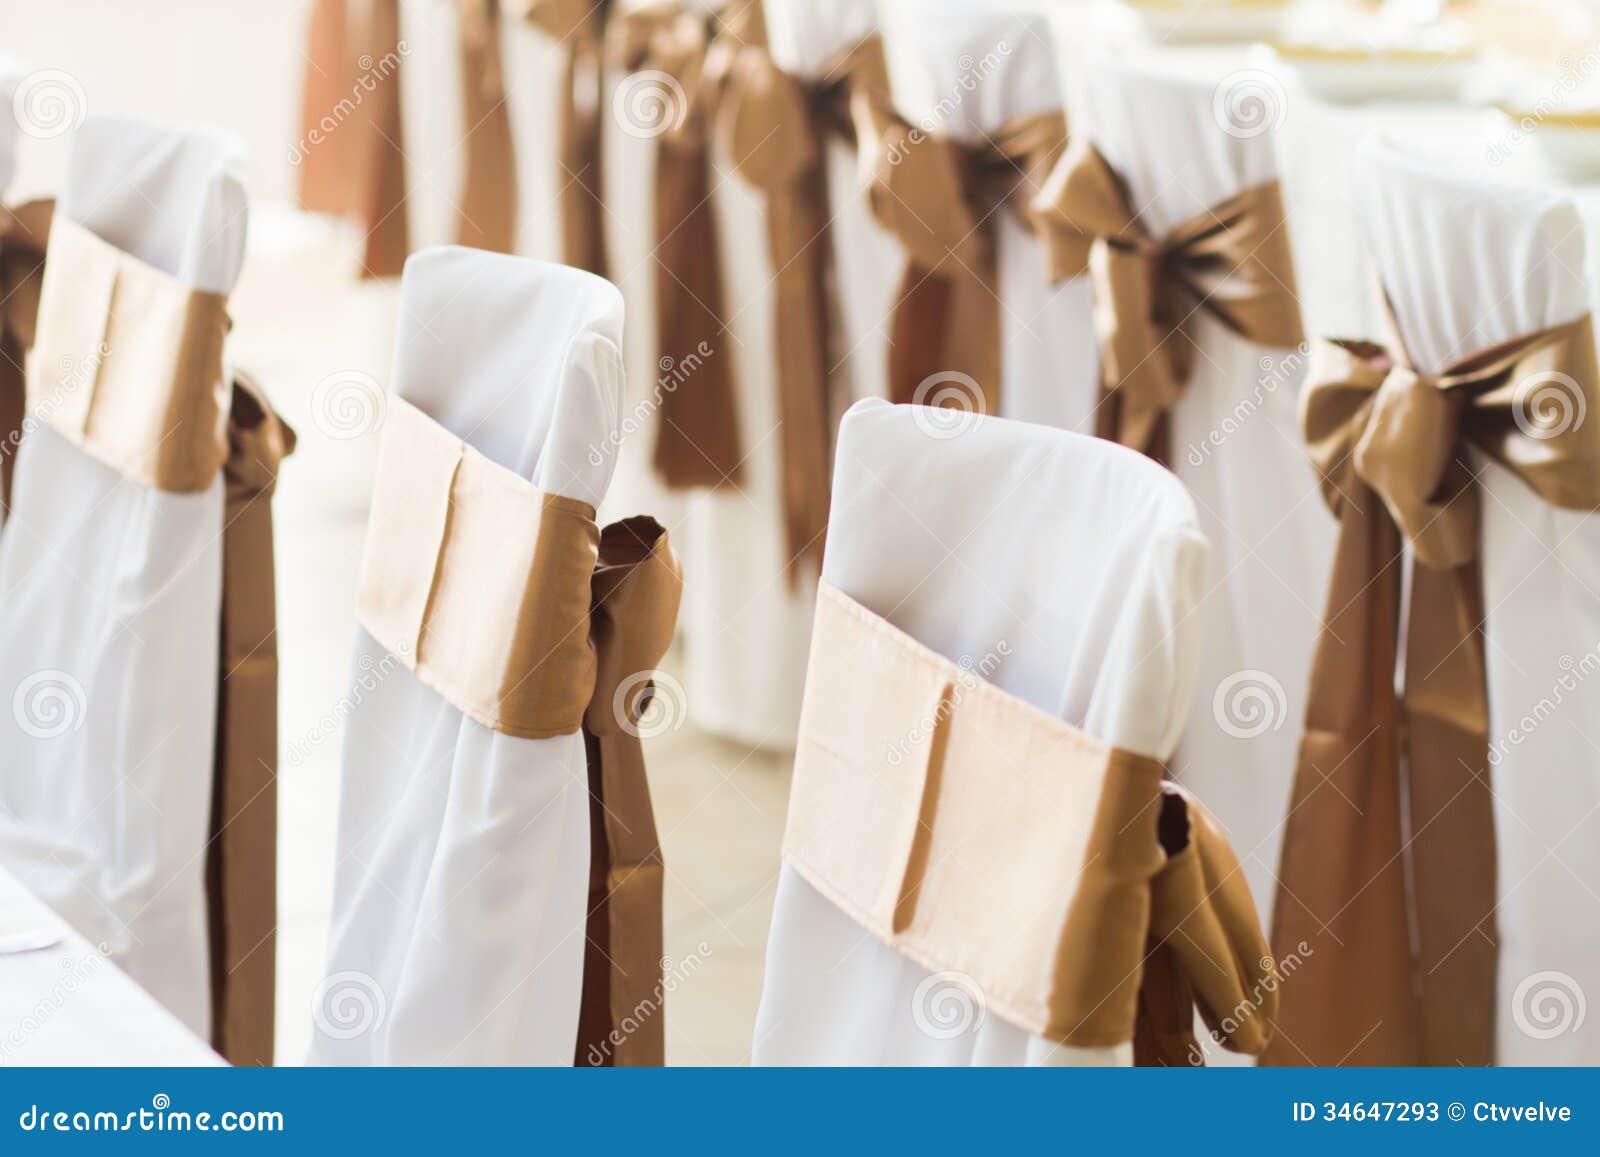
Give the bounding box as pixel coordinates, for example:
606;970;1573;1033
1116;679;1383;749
1030;142;1304;463
1268;310;1600;1066
608;0;743;491
356;396;683;1065
786;583;1277;1059
24;215;294;1063
858;98;1067;416
456;0;518;252
704;10;886;580
1;198;51;515
296;0;410;276
517;0;612;275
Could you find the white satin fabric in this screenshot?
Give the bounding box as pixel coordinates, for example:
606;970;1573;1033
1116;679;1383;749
0;117;248;1040
753;398;1209;1065
308;248;624;1065
1353;138;1600;1067
881;0;1098;430
1079;51;1335;939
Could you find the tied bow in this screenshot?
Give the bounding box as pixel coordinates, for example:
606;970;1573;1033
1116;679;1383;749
1;198;51;514
858;98;1068;415
1030;143;1304;460
1269;313;1600;1066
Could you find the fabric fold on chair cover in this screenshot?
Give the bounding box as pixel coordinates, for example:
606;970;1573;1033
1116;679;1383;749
0;196;50;515
1030;142;1304;463
296;0;411;276
1269;309;1600;1067
787;582;1275;1058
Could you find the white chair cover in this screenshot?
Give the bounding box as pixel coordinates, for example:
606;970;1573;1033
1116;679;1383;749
880;0;1097;430
1079;51;1335;937
753;398;1209;1065
0;116;248;1040
308;248;624;1065
1356;137;1600;1066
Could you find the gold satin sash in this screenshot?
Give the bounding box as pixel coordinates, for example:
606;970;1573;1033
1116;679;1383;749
705;13;885;580
28;217;232;493
517;0;612;275
608;1;743;492
356;396;684;1064
787;583;1276;1056
858;100;1068;416
1;198;52;515
456;0;518;253
1030;143;1304;462
1269;311;1600;1067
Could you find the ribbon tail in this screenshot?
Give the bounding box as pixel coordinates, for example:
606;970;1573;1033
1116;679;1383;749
1404;560;1497;1066
1267;487;1420;1065
886;261;1001;416
455;0;518;253
557;38;609;277
356;0;411;278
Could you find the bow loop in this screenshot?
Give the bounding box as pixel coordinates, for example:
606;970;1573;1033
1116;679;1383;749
606;2;712;146
856;101;989;276
513;0;603;41
1030;141;1147;281
586;518;684;738
704;35;817;190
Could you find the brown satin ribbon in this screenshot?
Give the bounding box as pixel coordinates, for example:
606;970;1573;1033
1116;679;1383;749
209;372;296;1067
609;1;742;491
786;583;1276;1056
1268;311;1600;1067
355;396;683;1064
856;97;1067;416
517;0;612;275
28;217;232;492
1030;143;1304;463
705;14;885;580
23;217;292;1062
296;0;411;277
1;198;52;516
456;0;518;253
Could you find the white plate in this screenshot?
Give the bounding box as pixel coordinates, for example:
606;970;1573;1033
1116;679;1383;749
1113;0;1296;45
1268;48;1481;103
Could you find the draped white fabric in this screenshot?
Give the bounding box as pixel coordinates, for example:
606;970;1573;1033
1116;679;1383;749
1080;52;1336;941
0;117;248;1041
1353;139;1600;1066
308;248;624;1065
753;398;1209;1065
881;0;1099;430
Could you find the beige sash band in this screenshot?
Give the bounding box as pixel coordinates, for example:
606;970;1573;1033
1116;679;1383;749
786;583;1275;1054
1269;310;1600;1067
27;217;231;493
1030;143;1304;463
356;395;602;739
1;198;52;515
